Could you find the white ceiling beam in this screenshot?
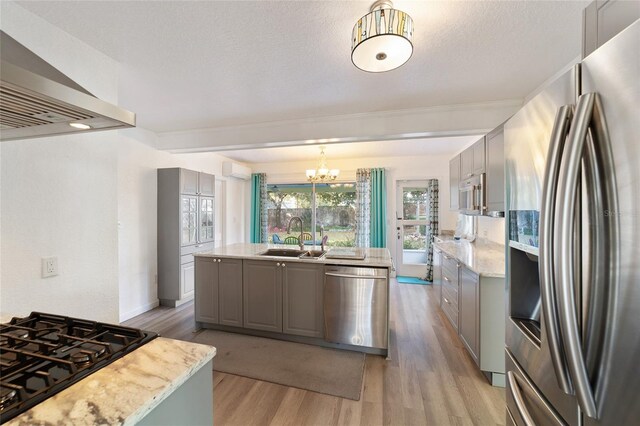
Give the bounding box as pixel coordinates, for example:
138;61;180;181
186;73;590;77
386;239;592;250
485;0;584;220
156;99;522;153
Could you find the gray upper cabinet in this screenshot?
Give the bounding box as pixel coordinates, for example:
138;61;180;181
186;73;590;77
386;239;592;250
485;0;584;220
583;0;640;58
460;147;474;180
282;262;324;338
472;137;486;176
459;266;479;366
199;173;216;196
180;168;215;196
243;260;283;333
458;136;486;183
449;155;460;210
218;258;244;327
485;124;505;215
198;197;215;243
158;168;216;307
195;257;219;324
180;169;199;195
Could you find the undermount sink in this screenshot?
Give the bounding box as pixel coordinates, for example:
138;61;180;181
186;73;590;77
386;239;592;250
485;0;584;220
299;250;327;259
258;248;327;259
259;249;308;257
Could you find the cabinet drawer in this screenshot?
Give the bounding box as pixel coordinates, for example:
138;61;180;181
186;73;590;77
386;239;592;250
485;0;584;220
441;282;458;311
442;271;458;293
181;242;215;256
442;255;459;278
181;254;194;265
441;296;458;331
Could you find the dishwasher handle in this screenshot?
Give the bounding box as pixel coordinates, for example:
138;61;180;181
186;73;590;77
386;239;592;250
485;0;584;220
325;272;388;280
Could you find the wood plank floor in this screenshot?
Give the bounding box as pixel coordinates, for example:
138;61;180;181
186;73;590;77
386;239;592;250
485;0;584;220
123;280;506;425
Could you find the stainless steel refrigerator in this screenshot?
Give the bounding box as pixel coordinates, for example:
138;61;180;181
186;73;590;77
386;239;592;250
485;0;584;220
504;20;639;426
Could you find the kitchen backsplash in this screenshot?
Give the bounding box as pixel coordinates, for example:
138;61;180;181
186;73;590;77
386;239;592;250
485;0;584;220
477;216;506;245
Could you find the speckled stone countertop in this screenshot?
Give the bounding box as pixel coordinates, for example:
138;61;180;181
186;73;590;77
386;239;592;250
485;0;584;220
4;337;216;426
435;239;506;278
195;243;393;268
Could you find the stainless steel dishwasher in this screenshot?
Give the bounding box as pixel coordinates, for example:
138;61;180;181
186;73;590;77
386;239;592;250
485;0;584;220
324;266;388;350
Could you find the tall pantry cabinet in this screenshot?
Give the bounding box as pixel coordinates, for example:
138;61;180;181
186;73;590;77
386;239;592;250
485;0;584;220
158;168;216;307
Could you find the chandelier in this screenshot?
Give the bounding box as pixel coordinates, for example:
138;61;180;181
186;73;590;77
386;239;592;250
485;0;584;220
351;0;414;73
306;146;339;182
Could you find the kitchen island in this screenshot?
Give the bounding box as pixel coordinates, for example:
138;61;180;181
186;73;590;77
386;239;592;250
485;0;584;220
4;337;216;426
194;243;392;356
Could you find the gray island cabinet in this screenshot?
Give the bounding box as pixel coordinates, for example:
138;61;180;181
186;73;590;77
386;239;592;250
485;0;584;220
242;259;323;337
193;243;392;355
195;256;243;326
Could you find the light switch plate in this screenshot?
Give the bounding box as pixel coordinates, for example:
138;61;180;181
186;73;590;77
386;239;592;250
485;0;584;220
42;256;58;278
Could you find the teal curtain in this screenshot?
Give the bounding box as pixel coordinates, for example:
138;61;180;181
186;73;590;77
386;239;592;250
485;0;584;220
369;168;387;248
250;173;267;243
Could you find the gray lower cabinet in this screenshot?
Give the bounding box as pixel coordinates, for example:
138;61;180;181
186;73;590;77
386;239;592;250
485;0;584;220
195;257;219;323
459;267;480;366
441;254;460;332
282;262;324;338
243;260;283;332
218;258;244;326
195;257;243;326
433;247;442;301
438;253;506;385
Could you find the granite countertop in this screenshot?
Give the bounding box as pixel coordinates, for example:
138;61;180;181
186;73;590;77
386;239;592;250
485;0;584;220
5;337;216;426
435;239;506;278
195;243;393;268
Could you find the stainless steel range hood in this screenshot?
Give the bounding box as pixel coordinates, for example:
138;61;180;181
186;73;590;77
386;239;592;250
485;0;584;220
0;31;135;141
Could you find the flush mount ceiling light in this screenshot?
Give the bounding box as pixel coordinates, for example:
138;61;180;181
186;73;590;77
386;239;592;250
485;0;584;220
351;0;414;73
306;146;339;183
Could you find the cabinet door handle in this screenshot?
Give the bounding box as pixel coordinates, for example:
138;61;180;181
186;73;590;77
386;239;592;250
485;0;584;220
444;276;450;283
443;297;450;305
277;263;281;267
282;263;286;267
217;259;221;263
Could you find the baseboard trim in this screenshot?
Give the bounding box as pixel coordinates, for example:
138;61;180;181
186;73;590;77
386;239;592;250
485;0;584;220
120;299;160;323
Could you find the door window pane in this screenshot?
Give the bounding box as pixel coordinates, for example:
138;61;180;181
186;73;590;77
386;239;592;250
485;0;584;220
403;188;428;220
403;224;428;264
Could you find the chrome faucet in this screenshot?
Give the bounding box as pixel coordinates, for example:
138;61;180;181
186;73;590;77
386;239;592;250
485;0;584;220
287;216;305;250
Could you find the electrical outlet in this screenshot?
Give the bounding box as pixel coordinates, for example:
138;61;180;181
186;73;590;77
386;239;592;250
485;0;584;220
42;257;58;278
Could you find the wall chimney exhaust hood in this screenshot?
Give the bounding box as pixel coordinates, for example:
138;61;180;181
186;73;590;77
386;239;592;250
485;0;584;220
0;31;135;141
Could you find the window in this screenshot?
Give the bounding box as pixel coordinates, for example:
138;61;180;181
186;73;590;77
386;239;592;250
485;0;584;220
267;183;356;247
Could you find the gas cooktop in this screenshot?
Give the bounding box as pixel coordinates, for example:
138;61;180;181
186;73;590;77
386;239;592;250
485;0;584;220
0;312;157;423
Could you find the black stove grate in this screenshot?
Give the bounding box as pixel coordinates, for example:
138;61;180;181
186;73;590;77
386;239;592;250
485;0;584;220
0;312;157;423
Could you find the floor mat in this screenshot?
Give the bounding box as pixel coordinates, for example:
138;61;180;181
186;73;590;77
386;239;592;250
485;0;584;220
397;276;430;285
193;329;365;400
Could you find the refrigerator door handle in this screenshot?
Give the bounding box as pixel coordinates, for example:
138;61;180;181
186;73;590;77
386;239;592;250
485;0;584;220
507;371;536;426
555;93;600;419
539;105;574;395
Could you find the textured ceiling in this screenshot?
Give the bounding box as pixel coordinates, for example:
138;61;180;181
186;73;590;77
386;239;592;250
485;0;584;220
221;135;480;164
16;0;588;133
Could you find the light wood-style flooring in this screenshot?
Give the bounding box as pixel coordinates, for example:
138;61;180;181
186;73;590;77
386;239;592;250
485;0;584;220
124;280;506;425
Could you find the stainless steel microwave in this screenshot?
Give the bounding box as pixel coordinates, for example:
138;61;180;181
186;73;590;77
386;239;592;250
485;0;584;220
459;173;485;215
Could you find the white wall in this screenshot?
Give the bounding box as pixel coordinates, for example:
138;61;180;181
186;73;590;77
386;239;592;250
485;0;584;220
117;127;249;321
1;2;121;322
250;153;458;268
0;2;250;322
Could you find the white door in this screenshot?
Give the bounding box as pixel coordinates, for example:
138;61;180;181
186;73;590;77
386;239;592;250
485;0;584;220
395;181;430;277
